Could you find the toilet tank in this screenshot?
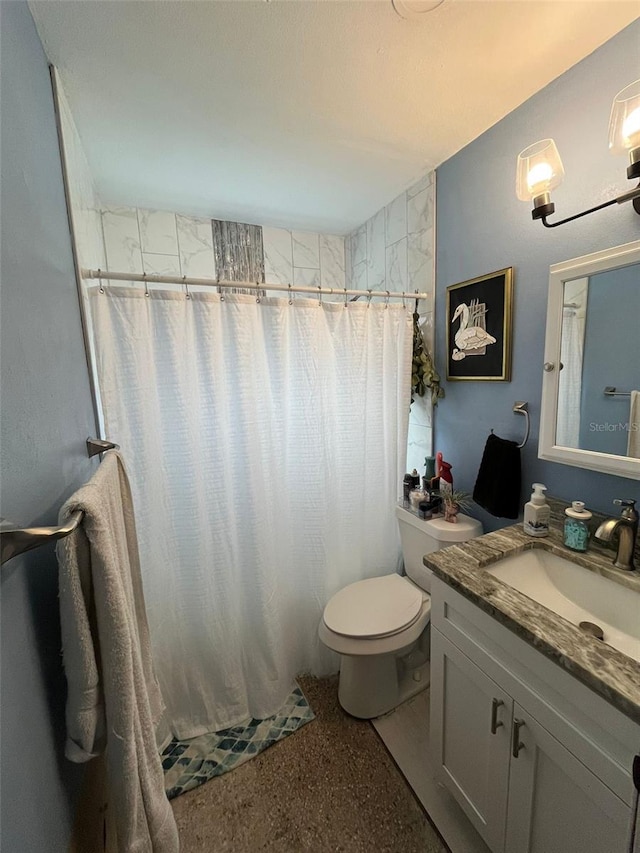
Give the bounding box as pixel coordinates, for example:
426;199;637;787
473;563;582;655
395;505;483;592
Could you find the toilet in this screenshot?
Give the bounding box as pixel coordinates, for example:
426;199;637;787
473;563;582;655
319;505;482;718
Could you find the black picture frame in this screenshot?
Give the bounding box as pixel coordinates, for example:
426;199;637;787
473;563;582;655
446;267;514;381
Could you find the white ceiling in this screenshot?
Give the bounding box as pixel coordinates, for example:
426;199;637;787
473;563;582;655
30;0;639;234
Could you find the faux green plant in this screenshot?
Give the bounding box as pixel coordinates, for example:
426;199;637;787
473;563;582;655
411;308;445;407
443;490;472;510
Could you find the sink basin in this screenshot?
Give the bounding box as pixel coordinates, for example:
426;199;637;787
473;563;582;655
486;549;640;663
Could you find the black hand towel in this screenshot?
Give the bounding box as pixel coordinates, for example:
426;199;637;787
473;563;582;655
473;433;521;519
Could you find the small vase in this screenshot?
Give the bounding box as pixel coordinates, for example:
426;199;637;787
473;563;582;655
444;502;459;523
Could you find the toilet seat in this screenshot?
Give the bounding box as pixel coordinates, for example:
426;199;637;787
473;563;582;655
323;574;423;639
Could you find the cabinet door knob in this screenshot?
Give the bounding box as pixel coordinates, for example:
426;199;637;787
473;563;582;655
543;362;555;372
512;718;526;758
491;698;504;734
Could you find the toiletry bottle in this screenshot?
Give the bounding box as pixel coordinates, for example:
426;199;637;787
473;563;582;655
423;456;436;491
523;483;550;537
564;501;592;552
403;474;413;506
436;452;453;497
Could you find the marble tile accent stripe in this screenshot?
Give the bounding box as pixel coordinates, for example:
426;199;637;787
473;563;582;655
424;519;640;723
212;220;265;294
162;685;314;799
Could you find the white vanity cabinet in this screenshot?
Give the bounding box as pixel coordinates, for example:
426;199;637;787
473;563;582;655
431;630;512;850
430;577;638;853
503;701;628;853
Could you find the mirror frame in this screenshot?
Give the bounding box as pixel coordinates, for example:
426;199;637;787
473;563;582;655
539;239;640;481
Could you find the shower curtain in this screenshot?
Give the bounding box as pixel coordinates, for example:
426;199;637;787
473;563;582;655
89;286;412;738
557;308;586;448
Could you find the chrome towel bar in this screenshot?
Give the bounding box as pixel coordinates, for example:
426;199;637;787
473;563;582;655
0;438;118;566
604;386;632;397
1;511;84;566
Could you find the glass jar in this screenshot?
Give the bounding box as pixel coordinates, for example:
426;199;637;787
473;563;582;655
564;501;592;552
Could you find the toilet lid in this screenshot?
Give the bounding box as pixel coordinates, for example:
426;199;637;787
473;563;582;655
323;574;423;639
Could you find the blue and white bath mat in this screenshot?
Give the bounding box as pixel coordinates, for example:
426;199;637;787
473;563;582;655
161;684;315;799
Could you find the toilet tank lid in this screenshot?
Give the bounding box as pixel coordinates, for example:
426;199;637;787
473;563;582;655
395;506;483;542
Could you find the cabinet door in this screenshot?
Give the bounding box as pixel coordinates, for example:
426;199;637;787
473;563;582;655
505;703;630;853
431;628;513;853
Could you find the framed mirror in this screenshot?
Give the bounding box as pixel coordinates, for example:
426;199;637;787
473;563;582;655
539;239;640;480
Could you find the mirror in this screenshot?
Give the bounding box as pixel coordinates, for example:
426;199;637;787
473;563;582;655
539;240;640;480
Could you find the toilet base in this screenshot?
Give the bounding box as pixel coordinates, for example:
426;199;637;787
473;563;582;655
337;631;431;719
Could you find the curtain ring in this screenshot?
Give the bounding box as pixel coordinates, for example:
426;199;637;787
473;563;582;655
318;285;322;306
344;287;348;308
256;281;261;303
385;290;390;309
288;283;293;305
98;268;104;294
183;275;191;300
143;271;150;297
217;272;224;301
367;289;372;308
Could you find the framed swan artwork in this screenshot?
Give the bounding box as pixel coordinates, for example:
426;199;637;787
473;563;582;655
446;267;513;381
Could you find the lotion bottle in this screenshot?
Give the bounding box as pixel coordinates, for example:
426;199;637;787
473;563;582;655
523;483;550;537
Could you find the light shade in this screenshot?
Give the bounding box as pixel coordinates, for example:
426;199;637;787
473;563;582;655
608;79;640;155
516;139;565;202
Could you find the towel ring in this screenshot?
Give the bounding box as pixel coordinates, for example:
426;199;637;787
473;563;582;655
513;401;530;449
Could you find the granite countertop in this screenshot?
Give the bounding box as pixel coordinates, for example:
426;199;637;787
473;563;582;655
424;521;640;724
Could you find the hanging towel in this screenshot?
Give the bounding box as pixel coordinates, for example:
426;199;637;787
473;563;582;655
473;433;522;519
627;391;640;458
57;450;179;853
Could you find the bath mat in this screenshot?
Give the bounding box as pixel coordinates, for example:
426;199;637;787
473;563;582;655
161;684;315;799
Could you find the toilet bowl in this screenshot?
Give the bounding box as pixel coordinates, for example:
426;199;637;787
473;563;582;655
319;506;482;718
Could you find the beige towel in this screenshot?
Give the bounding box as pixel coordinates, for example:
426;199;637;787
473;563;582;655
628;391;640;458
57;451;179;853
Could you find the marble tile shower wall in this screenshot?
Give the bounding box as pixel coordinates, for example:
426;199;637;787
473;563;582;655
345;172;437;475
100;207;346;293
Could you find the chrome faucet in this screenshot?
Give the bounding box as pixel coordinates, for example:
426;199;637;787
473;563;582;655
594;499;638;571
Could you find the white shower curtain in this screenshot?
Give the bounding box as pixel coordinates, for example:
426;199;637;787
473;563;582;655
557;308;586;448
89;286;412;738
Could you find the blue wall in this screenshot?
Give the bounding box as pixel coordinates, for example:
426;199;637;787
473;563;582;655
435;21;640;532
578;265;640;455
0;3;97;850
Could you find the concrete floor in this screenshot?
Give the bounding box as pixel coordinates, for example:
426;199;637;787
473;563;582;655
171;675;449;852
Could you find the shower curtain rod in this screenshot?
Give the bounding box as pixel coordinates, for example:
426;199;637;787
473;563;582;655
81;269;430;302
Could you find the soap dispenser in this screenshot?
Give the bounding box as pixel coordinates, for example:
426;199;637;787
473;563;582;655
564;501;592;552
523;483;550;537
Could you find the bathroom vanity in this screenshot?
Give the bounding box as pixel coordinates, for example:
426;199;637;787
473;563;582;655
425;522;640;853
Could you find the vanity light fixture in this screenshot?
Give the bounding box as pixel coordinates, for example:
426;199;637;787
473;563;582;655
516;79;640;227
